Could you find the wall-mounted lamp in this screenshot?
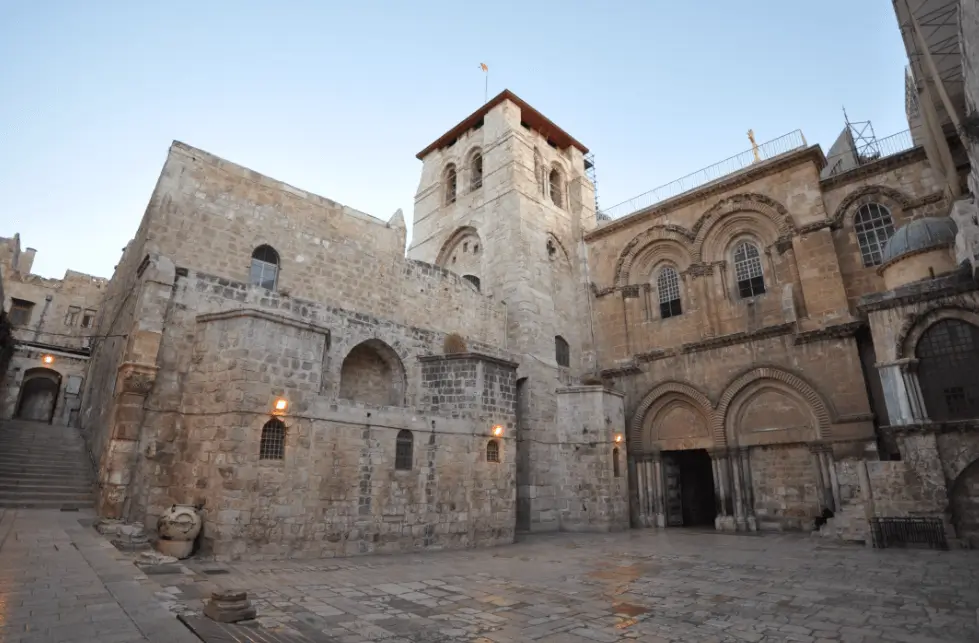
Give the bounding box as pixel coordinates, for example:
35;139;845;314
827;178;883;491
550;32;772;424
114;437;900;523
273;398;288;414
492;425;504;437
614;434;623;443
42;355;54;365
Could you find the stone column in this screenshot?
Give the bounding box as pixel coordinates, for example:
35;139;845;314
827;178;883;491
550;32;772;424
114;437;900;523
876;358;929;426
650;452;666;528
901;360;929;422
709;448;734;531
810;443;833;512
738;447;757;531
730;448;746;531
636;456;651;527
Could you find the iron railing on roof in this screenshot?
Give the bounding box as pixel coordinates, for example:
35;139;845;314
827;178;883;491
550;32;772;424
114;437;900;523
823;130;915;178
598;130;808;221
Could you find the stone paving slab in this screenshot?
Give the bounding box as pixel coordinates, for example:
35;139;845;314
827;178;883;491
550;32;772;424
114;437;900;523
143;530;979;642
0;508;199;643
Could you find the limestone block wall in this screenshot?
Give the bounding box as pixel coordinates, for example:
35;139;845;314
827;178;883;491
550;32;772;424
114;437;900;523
553;386;628;531
749;445;821;530
962;0;979;196
0;348;88;424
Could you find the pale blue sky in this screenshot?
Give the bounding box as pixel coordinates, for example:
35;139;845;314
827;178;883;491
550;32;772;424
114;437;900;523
1;1;910;279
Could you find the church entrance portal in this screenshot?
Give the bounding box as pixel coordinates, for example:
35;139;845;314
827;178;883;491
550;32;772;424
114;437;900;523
663;449;716;527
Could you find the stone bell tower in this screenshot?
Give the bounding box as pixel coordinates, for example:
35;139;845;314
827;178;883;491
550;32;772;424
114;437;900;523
409;90;622;532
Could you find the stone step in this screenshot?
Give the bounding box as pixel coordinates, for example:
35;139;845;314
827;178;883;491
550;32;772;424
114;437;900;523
0;499;94;509
0;463;94;475
0;453;91;464
0;480;93;492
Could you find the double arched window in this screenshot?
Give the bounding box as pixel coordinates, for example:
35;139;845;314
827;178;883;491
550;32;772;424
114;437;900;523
916;319;979;421
854;203;895;267
733;241;766;299
444;164;458;205
656;266;682;318
250;245;279;290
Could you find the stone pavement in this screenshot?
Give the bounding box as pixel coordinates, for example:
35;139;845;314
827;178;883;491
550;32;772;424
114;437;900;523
2;509;979;642
150;528;979;642
0;508;199;643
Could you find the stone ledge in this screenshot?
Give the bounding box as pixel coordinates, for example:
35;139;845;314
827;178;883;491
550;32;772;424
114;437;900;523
195;307;331;336
417;352;518;369
556;385;625;398
858;266;978;312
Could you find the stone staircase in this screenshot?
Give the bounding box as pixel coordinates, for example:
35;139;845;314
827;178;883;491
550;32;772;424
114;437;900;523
0;419;95;509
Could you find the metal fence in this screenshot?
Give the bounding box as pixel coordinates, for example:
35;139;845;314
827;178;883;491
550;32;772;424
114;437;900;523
598;130;808;220
824;130;915;178
870;516;948;550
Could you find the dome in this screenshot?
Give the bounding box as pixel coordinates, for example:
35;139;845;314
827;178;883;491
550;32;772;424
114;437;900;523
881;217;957;264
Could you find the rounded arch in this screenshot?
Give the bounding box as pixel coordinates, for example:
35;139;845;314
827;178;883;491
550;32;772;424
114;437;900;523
545;232;572;265
713;366;832;445
15;367;62;423
691;193;794;262
548;164;565;209
629;381;714;452
896;305;979;359
250;244;280;290
442;163;458;205
614;225;696;286
831;184;913;228
338;338;407;407
914;318;979;421
467;147;483;191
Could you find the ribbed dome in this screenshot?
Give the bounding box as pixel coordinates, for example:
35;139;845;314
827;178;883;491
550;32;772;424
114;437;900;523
881;216;957;264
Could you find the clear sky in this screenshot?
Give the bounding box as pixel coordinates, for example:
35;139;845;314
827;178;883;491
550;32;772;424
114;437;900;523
1;1;910;279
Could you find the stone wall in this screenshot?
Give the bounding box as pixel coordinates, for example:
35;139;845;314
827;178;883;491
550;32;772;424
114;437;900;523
749;444;821;530
962;0;979;196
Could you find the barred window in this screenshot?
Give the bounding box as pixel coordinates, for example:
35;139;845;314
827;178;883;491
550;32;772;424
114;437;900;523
555;335;570;367
259;419;285;460
656;266;682;318
444;165;457;205
916;320;979;421
733;242;766;298
854;203;895;267
395;430;413;470
486;439;500;463
250;245;279;290
64;306;80;327
612;448;621;477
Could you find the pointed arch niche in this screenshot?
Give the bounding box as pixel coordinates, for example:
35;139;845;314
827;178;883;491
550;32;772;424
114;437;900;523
435;226;484;288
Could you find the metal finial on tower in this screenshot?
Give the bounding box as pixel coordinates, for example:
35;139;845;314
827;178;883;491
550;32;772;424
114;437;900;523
748;129;761;163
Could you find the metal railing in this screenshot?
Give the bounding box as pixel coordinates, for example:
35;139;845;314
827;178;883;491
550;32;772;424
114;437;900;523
598;130;808;221
870;516;948;550
824;130;915;178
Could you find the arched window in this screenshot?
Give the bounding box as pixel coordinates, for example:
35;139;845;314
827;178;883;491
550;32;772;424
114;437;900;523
612;448;620;478
470;152;483;191
444;164;457;205
395;430;413;470
549;168;564;208
733;241;766;298
259;418;285;460
250;245;279;290
463;275;481;291
555;335;570;367
854;203;895;267
916;319;979;420
486;439;500;463
656;266;682;318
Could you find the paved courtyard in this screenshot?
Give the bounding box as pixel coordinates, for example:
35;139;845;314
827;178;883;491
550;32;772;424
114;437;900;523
1;509;978;642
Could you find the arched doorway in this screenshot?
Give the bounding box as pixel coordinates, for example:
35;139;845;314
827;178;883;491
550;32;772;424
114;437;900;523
15;368;62;423
950;459;979;548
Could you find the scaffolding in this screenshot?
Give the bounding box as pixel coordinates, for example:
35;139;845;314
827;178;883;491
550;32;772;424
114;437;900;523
584;153;606;220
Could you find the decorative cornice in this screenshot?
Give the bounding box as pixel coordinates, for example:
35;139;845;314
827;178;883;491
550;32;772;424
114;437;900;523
858;268;978;312
681;322;796;355
586;146;825;241
196;307;331;336
798;219;833;234
834;413;876;424
600;364;642;378
417;352;519;369
880;419;979;436
819;147;926;190
793;320;864;345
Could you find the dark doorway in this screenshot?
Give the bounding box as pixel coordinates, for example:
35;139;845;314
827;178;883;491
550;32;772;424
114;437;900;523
663;449;716;527
15;368;62;423
515;377;530;531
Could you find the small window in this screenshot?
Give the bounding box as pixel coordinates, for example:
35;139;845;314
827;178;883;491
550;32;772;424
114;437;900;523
9;299;34;326
259;418;285;460
64;306;81;327
549;168;563;208
555;335;570;367
463;275;481;291
81;309;96;328
613;448;621;477
656;266;682;318
250;245;279;290
733;242;766;299
444;165;457;205
395;429;413;470
470;152;483;191
486;439;500;463
854;203;895;267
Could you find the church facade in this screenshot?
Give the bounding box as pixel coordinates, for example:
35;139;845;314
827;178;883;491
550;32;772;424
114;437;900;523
2;3;979;558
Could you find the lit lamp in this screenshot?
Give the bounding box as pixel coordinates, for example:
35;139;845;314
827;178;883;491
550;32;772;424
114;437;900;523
614;434;623;443
492;425;504;437
272;398;288;414
42;355;54;365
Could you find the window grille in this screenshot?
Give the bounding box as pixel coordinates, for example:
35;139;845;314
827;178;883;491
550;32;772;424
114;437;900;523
916;320;979;420
395;430;413;470
733;242;766;298
9;299;34;326
259;419;285;460
250;245;279;290
486;439;500;463
656;267;682;318
854;203;895;267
